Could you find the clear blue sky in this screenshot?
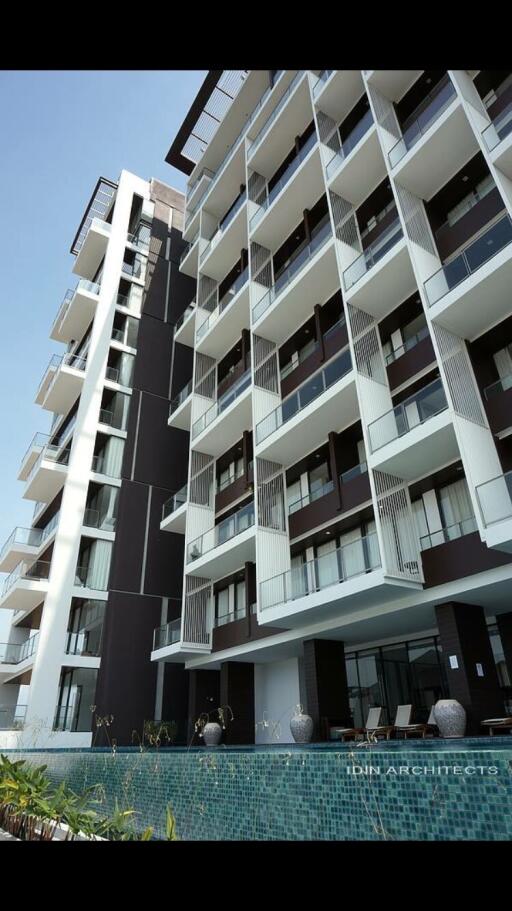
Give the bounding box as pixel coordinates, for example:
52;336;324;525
0;70;206;639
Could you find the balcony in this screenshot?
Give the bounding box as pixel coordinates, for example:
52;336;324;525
23;441;70;503
0;527;43;574
0;559;51;613
419;517;478;551
160;484;188;534
424;214;512;340
249;134;325;249
199;192;248;281
482;89;512;180
248;71;307;168
195;268;249;358
168;379;193;431
389;77;474;199
50;280;100;344
73;564;110;593
186;167;214;212
153;617;181;652
313;71;364;123
0;633;39;678
179;232;200;278
365;71;422;102
367;377;458;480
186;500;255;580
325;111;385;207
0;705;27;731
35;352;87;414
258;533;386;628
17;432;49;483
342;218;415;319
385;327;436;390
174;303;196;347
72;217;111;280
476;471;512;554
483;373;512;435
191;368;252;458
252;219;338;343
255;348;357;466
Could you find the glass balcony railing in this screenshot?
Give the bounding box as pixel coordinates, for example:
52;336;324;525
73;565;109;591
0;633;39;665
20;432;49;471
169;379;193;416
343;217;403;292
424;214;512;307
90;454;120;479
256;348;352;446
191;369;251;440
368;377;448;453
389;75;457;168
0;526;43;563
180;232;199;265
200;192;247;263
252;217;333;323
312;69;334;98
325;109;374;180
98;408;126;430
249;71;305;157
214;605;247;628
186;168;215;205
2;559;51;598
288;479;334;515
484;373;512;400
83;508;117;531
250;131;318;231
162;484;188;520
420;517;478;550
187;500;255;563
153;618;181;651
340;461;368;485
0;705;27;731
121;257;145;279
482;100;512;152
127;228;150;252
25;442;71;487
217;462;245;493
175;302;196;333
196;268;249;343
385;325;430;365
476;471;512;527
260;532;381;610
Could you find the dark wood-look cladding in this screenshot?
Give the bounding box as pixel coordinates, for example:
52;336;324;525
483;386;512;435
212;608;280;652
340;470;372;513
323;320;348;362
280;345;323;399
422;532;512;588
303;639;352;740
360;203;398;252
215;473;254;514
434;187;505;262
288;471;371;540
386;334;437;391
220;661;255;744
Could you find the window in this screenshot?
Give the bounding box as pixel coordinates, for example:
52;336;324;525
215;578;247;626
280;337;318;381
216;587;230;624
446;173;495;227
437;478;475;539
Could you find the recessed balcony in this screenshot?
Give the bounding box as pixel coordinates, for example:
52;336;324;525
255;349;357;467
424;214;512;340
385;327;436;390
0;559;50;612
342;219;416;319
186;500;255;580
0;633;39;679
483;373;512;435
389;77;476;199
195;269;249;359
178;231;200;278
35;352;87;414
72;217;111;281
367;377;458;480
258;532;395;628
476;471;512;554
249;134;324;249
160;484;188;534
482;92;512;180
22;441;70;503
252;219;338;343
191;369;252;458
174;303;196;347
325;112;385;207
50;280;100;344
168;379;193;431
199;192;248;281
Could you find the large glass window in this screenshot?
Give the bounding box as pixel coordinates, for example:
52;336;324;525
54;667;98;732
66;600;105;657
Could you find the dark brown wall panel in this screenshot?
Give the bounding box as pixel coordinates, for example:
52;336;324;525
108;479;148;593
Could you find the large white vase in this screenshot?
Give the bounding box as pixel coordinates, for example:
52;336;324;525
433;699;466;738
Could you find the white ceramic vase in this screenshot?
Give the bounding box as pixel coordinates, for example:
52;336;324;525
202;722;222;746
290;712;313;743
433;699;466;738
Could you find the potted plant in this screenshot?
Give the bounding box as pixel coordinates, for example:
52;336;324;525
195;705;234;746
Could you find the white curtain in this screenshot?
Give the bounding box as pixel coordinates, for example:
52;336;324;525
365;519;380;569
103;437;124;478
438;479;474;540
494;346;512;383
290;554;308;599
412;499;430;549
86;540;112;591
119;353;135;387
340;527;365;578
316;540;338;589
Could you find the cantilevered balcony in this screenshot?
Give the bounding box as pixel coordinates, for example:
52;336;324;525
367;377;458;479
482;83;512;180
388;76;475;199
312;70;364;121
483;373;512;435
476;471;512;554
0;633;39;679
72;217;111;280
325;110;384;207
174;303;196;347
0;559;50;612
195;267;249;358
23;440;70;503
342;215;415;318
17;432;49;482
160;484;187;534
255;348;357;466
50;280;100;344
179;231;200;278
0;527;42;574
424;214;512;340
199;191;248;281
168;379;193;431
191;368;252;458
186;500;255;579
258;533;390;628
247;70;308;167
153;617;181;652
252;218;338;343
35;352;87;414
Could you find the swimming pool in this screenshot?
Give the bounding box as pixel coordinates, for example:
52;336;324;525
5;737;512;840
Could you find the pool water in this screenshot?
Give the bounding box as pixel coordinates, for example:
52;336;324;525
5;737;512;841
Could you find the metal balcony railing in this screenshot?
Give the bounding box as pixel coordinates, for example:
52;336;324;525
191;369;251;440
256;348;352;446
368;377;448;453
250;131;318;231
482;99;512;152
0;633;39;665
288;479;334;515
249;71;306;157
424;214;512;307
385;325;430;365
200;191;247;263
25;442;71;487
325;109;374;179
484;373;512;400
214;605;247;628
2;559;51;598
175;303;196;334
260;533;381;610
82;508;117;531
340;461;368;484
169;378;193;416
196;268;249;343
389;75;457;168
162;484;188;520
187;500;255;563
153;618;181;650
476;471;512;527
419;517;478;550
312;69;334;98
343;217;403;292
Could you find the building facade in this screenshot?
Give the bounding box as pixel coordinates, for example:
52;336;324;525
2;70;512;748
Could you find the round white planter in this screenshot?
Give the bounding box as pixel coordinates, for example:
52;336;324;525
433;699;466;738
290;712;313;743
202;722;222;746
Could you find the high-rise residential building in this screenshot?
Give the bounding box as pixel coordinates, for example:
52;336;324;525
2;70;512;749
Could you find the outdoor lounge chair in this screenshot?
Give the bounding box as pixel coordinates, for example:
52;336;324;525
395;705;437;738
368;704;412;740
481;716;512;736
328;707;383;742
